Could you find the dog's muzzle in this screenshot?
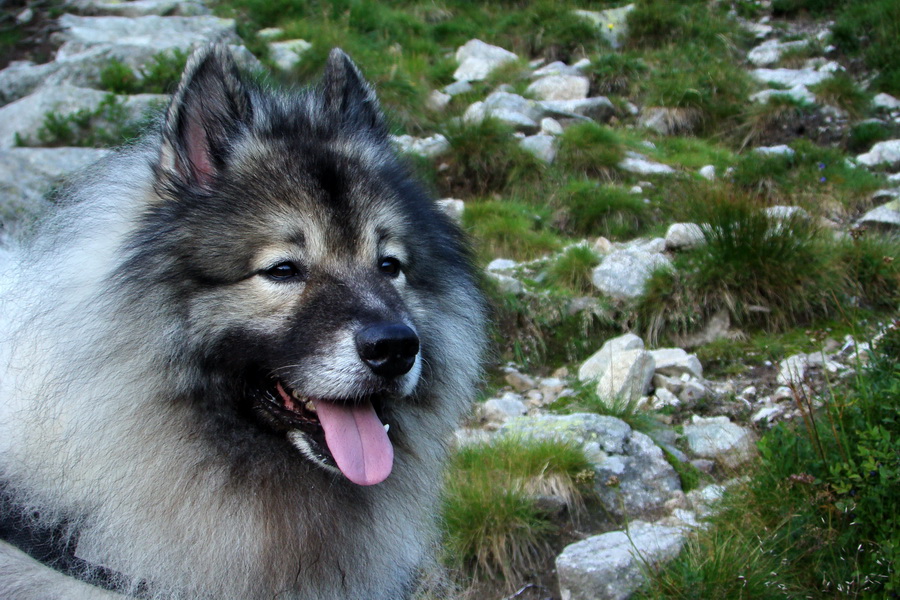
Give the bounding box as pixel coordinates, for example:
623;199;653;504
355;322;419;378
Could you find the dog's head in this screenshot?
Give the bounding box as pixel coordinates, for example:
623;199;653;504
134;47;481;486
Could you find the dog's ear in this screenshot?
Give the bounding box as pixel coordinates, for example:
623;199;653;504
159;45;251;189
322;48;386;135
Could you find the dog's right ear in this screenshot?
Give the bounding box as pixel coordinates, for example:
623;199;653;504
159;45;251;190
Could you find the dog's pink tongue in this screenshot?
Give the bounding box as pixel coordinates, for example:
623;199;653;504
314;400;393;486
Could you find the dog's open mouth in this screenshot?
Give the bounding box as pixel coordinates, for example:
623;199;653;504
255;379;393;486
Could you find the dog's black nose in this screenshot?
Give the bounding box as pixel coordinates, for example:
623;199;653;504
355;322;419;378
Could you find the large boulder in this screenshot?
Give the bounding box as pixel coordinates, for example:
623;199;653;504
557;520;684;600
525;74;590;101
592;242;671;300
857;140;900;168
578;333;644;383
682;416;756;469
453;39;517;82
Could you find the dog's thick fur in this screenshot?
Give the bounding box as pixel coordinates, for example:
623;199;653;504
0;47;485;600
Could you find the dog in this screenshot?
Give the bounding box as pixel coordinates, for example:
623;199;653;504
0;46;486;599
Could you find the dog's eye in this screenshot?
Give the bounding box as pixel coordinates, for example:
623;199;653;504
378;257;402;278
264;262;302;281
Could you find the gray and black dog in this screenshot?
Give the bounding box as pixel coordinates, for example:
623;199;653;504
0;46;485;599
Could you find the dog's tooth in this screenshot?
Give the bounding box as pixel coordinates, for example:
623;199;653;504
304;400;316;413
383;424;390;433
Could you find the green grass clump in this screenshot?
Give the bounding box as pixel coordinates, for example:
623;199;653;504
439;117;543;198
738;94;815;149
846;121;894;154
463;200;559;262
544;245;600;294
99;50;189;95
838;233;900;310
558;179;649;239
809;72;871;118
639;331;900;597
442;436;594;583
626;0;738;50
556;122;625;179
586;52;648;96
637;190;842;341
832;0;900;95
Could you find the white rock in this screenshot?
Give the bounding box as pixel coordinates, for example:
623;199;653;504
533;61;583;77
487;272;524;295
618;151;676;175
777;353;808;386
256;27;283;40
540;117;563;136
773;386;794;401
682;416;756;469
765;205;808;220
664;223;705;250
504;368;536;392
453;39;518;82
478;393;527;427
649;348;703;379
751;85;817;105
753;144;795;157
857;199;900;229
751;64;838;88
593;349;656;403
557;521;684;600
857;140;900;168
653;387;680;408
578;333;645;383
391;133;449;158
678;380;707;404
519;134;557;163
442;80;472;96
747;39;809;67
525;74;589;101
435;198;464;223
486;258;518;272
539;97;615;122
699;165;716;180
63;0;209;17
591;245;672;300
426;90;451;112
268;39;311;71
752;405;784;423
572;4;635;50
873;93;900;111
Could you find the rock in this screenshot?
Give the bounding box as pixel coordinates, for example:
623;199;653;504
504;368;536;392
753;144;795;157
578;333;645;383
674;308;732;348
486;258;518;272
751;85;817;105
592;349;656;404
57;14;237;53
503;413;681;519
538;97;615;123
519;134;557;163
664;223;705;250
678;380;707;404
857;199;900;229
533;61;584;78
464;91;541;129
453;39;518;82
857;140;900;168
873;93;900;111
572;4;635;50
649;348;703;379
256;27;283;40
526;74;590;101
776;353;808;386
682;416;756;469
268;39;311;71
426;90;451;112
556;521;684;600
0;85;165;149
652;387;679;409
591;245;671;300
63;0;210;17
765;205;808;220
638;107;700;136
391;133;449;158
435;198;464;223
478;393;527;428
686;483;725;517
751;64;839;88
752;405;784;423
618;151;676;175
540;117;563;136
538;377;567;404
699;165;716;180
747;39;810;67
0;147;110;243
442;80;472;96
487;272;524;295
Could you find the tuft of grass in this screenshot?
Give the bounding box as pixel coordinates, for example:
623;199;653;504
556;122;625;180
439;117;543;198
832;0;900;95
809;72;871;118
442;436;594;583
544;245;600;294
846;121;895;154
557;179;649;239
585;52;648;96
558;382;660;435
463;200;559;262
837;233;900;310
738;94;815;149
99;50;189;95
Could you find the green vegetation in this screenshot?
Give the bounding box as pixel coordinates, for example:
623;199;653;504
557;179;649;239
543;244;600;295
442;436;594;583
556;122;625;179
99;50;189;95
637;327;900;597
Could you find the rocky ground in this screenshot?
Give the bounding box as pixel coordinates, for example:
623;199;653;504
0;1;898;599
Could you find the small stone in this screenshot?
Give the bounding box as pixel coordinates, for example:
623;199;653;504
435;198;464;223
505;369;536;392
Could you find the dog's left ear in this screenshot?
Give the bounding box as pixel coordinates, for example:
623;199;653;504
322;48;386;135
159;45;251;190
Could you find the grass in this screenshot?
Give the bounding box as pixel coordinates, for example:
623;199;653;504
543;244;600;295
555;381;661;435
809;72;871;118
557;179;650;239
99;50;189;95
462;200;559;262
637;326;900;597
441;435;594;584
556;122;625;180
